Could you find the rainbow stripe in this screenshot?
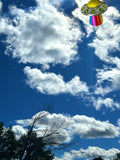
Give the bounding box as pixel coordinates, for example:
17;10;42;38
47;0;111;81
89;15;103;26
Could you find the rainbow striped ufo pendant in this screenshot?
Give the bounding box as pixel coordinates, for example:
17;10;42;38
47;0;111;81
81;0;108;26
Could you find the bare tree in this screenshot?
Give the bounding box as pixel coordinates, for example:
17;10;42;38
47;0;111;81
20;111;49;160
20;110;75;160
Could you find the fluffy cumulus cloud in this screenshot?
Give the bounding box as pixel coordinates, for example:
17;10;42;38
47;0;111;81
88;7;120;63
97;68;120;90
15;111;119;141
93;97;120;110
72;115;119;138
56;147;120;160
0;1;83;69
24;66;89;95
16;111;72;144
12;125;27;139
72;147;119;159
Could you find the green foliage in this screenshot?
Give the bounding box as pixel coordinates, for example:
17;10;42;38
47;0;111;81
0;124;18;159
0;122;54;160
111;153;120;160
0;122;4;159
18;131;54;160
93;157;103;160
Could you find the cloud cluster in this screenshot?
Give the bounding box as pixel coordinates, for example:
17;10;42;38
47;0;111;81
87;6;120;109
88;7;120;63
0;1;120;159
70;4;120;110
11;112;120;159
0;2;83;69
24;66;89;95
85;7;120;110
0;0;120;112
56;147;120;160
15;112;119;142
13;111;120;159
92;67;120;110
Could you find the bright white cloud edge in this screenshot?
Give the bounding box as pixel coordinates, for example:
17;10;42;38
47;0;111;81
24;66;89;95
55;146;120;160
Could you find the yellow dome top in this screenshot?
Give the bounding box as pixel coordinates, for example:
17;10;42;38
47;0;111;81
87;0;100;8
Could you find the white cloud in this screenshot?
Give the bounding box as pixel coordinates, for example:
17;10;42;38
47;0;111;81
15;112;119;141
24;66;89;95
0;1;2;11
88;7;120;64
55;147;120;160
72;147;119;159
0;2;83;69
16;119;32;127
85;6;120;111
16;112;73;143
12;125;27;139
95;86;112;96
97;68;120;90
93;97;120;110
35;0;63;8
93;67;120;109
117;119;120;127
72;115;119;138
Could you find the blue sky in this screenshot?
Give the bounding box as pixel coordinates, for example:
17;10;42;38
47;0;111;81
0;0;120;159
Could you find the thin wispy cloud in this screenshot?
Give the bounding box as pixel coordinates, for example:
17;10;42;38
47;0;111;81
97;67;120;90
91;67;120;110
93;97;120;110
